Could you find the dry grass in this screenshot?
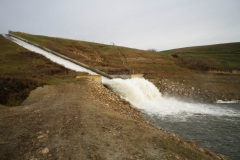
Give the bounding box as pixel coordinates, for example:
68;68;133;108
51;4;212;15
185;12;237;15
0;35;87;106
10;31;189;76
9;31;240;101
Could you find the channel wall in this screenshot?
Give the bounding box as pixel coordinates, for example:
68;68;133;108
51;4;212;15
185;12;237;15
8;33;113;79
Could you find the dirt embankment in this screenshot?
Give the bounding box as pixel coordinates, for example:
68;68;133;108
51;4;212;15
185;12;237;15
145;72;240;103
0;80;228;160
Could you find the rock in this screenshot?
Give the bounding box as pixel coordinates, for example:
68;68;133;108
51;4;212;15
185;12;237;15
37;134;48;139
163;92;169;96
41;147;49;154
199;148;205;153
157;79;224;103
189;93;193;98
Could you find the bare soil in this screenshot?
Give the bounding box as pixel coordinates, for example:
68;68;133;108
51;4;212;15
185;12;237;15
0;80;228;160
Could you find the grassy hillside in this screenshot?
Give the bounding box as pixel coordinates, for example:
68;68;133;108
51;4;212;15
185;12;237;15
10;31;191;77
0;35;86;106
9;31;240;102
160;43;240;70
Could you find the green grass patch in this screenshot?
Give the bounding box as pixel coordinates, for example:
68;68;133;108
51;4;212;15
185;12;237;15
160;42;240;70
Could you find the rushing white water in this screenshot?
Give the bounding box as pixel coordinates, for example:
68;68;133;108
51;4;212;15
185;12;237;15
103;78;240;121
6;34;240;120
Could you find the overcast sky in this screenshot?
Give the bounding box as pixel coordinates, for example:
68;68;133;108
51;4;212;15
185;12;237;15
1;0;240;51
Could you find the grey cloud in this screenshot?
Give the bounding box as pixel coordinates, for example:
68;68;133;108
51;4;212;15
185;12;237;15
0;0;240;51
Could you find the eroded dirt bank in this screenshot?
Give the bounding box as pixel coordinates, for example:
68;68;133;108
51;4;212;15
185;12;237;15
0;80;228;160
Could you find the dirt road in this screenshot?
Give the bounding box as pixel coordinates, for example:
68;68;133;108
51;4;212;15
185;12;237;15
0;80;227;160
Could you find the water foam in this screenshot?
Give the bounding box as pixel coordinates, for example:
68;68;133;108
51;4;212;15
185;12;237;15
103;78;240;121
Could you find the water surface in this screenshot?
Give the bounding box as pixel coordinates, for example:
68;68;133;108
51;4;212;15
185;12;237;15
104;78;240;160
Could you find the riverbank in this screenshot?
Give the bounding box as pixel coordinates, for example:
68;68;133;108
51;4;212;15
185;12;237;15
0;32;233;159
0;80;228;160
9;31;240;103
150;78;240;103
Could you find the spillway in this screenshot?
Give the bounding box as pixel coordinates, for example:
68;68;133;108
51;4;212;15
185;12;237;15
5;34;240;159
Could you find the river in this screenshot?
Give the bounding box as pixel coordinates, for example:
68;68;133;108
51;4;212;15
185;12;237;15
103;78;240;160
143;103;240;160
6;34;240;159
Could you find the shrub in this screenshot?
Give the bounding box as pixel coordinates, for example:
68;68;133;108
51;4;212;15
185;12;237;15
0;76;46;106
147;49;158;52
179;57;210;70
171;54;178;58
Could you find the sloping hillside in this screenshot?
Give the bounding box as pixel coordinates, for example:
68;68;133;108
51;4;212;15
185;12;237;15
0;35;86;106
160;43;240;71
9;31;240;102
9;31;189;77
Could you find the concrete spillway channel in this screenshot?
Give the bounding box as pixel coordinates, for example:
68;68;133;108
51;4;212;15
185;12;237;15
6;33;113;81
6;33;144;83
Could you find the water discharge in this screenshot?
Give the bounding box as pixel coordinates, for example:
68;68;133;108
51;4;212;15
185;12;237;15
104;78;240;159
4;35;97;75
6;34;240;159
103;78;240;121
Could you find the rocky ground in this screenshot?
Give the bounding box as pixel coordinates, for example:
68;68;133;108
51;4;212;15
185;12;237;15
150;78;240;103
0;79;228;160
